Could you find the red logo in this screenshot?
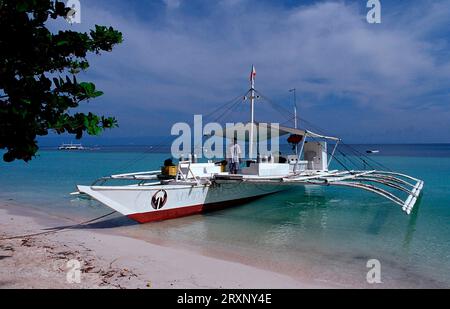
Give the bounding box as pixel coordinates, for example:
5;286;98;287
151;190;168;209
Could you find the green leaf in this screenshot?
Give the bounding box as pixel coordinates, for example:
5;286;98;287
56;40;69;46
92;90;104;98
0;0;122;162
80;82;95;95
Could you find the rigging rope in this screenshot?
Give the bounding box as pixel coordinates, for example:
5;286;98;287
192;91;248;154
255;89;393;172
88;86;392;174
113;91;249;171
211;92;248;124
203;92;248;122
307;135;352;172
340;142;393;172
296;117;391;171
0;211;117;241
256;90;296;124
337;149;365;170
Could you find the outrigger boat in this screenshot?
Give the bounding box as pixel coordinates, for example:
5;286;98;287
59;142;85;150
75;67;424;223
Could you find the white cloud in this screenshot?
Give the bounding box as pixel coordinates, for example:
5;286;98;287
74;0;450;141
163;0;181;10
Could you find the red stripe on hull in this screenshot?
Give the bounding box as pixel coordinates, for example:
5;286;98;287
127;192;276;224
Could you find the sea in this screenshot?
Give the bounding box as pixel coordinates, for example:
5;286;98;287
1;144;449;288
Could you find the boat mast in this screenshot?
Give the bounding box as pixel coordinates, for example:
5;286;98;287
290;88;297;129
289;88;298;155
249;65;256;159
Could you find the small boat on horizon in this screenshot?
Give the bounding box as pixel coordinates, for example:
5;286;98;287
366;150;380;154
58;142;86;150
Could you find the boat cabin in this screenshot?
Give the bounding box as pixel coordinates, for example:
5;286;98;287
169;136;335;179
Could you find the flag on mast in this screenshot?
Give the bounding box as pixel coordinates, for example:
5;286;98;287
250;65;256;82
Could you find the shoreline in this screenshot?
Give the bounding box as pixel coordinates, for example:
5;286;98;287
0;202;330;289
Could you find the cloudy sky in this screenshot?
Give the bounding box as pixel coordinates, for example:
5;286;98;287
53;0;450;144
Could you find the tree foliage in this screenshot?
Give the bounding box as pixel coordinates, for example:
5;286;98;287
0;0;123;162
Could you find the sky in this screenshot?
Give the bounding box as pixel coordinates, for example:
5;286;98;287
44;0;450;144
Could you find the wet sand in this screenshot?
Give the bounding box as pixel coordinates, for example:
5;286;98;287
0;202;328;289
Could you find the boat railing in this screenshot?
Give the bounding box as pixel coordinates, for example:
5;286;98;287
89;163;204;187
90;170;161;186
177;161;201;184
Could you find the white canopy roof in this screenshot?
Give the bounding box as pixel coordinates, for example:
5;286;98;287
275;124;341;142
211;123;340;142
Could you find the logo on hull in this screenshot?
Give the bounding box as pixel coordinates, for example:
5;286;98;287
151;190;168;209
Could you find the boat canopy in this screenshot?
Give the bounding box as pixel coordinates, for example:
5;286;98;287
273;124;341;142
213;122;340;142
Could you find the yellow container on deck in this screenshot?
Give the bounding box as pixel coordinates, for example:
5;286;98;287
161;165;177;176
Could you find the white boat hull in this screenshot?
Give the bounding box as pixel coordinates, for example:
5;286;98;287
77;182;288;223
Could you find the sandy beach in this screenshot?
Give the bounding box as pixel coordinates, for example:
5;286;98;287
0;202;328;289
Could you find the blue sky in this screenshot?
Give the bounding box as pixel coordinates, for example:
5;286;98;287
46;0;450;144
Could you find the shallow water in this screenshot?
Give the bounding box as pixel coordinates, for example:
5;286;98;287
1;145;449;287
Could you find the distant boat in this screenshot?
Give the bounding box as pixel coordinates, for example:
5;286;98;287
366;150;380;154
58;143;85;150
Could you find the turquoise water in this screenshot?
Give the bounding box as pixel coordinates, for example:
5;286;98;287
1;146;449;287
